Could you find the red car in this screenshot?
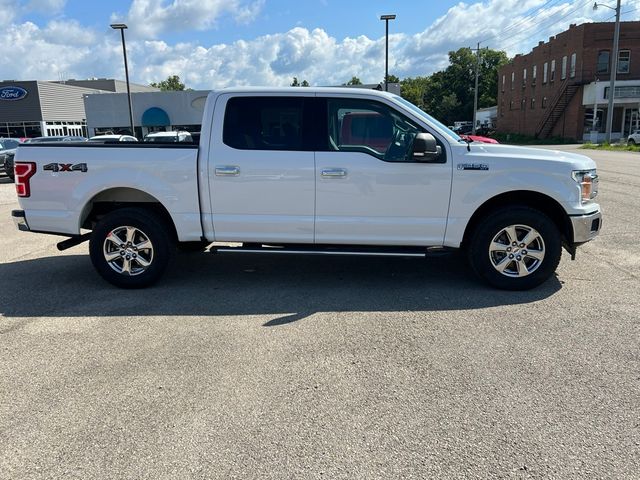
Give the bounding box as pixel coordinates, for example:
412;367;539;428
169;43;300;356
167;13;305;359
459;134;499;144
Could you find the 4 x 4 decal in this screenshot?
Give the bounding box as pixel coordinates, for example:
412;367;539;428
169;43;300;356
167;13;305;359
43;163;88;173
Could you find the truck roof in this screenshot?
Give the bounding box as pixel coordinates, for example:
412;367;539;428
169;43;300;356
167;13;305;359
215;86;397;98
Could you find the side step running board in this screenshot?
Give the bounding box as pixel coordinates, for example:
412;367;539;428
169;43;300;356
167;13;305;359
210;245;454;258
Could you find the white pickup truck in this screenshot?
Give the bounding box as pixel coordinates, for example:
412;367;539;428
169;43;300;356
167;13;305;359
11;87;601;290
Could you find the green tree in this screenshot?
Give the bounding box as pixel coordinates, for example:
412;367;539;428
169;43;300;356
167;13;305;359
385;74;400;83
291;77;310;87
399;47;508;125
150;75;186;91
345;76;362;85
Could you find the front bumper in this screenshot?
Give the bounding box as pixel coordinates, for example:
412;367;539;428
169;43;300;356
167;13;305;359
12;210;30;232
570;210;602;244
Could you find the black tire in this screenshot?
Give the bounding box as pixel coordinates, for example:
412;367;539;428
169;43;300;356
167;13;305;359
467;206;562;290
89;208;173;288
628;139;636;146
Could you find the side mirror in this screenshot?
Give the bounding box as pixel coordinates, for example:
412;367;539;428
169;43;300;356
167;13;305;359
412;132;443;163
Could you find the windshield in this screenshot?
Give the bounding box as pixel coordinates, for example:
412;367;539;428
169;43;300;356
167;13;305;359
392;95;462;142
0;139;19;150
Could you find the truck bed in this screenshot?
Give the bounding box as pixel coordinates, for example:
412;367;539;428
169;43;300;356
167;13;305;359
14;143;202;241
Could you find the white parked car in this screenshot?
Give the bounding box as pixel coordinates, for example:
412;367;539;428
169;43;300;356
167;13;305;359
11;87;601;290
143;131;193;143
627;130;640;145
89;134;138;142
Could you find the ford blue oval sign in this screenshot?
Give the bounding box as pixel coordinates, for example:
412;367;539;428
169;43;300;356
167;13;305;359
0;86;28;101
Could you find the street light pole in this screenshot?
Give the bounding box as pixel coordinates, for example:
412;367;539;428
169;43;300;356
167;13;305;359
110;23;135;138
472;42;481;135
594;0;621;143
380;14;396;92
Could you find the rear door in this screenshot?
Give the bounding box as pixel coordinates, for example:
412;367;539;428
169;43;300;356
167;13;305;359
314;95;452;246
208;94;316;243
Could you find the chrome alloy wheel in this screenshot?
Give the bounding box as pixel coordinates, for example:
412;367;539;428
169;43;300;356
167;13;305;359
488;224;546;278
103;226;154;276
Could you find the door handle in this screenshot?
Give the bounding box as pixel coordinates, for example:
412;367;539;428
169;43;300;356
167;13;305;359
321;168;347;178
215;166;240;176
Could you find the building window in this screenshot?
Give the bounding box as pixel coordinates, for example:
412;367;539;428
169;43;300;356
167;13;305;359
550;59;556;81
500;101;505;116
543;62;548;83
542;96;548;108
502;74;505;92
522;68;527;87
521;98;526;110
618;50;630;74
597;50;610;74
532;65;537;85
509;100;514;110
531;97;535;109
570;53;577;78
561;55;567;80
511;71;515;90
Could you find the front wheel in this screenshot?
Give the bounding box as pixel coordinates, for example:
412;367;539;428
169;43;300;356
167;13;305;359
89;208;172;288
467;207;562;290
628;139;636;146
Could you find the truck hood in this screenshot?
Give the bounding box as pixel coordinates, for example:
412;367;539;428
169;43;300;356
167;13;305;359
460;143;597;171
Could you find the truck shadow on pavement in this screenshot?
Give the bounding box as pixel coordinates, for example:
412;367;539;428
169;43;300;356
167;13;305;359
0;251;562;325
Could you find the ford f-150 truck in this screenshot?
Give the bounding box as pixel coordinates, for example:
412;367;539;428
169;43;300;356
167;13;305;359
11;87;601;290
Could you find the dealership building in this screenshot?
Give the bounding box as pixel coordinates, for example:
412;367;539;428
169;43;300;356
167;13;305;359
84;90;210;138
0;79;157;139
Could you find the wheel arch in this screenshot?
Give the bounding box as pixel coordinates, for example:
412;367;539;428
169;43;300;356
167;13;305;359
80;187;178;242
461;190;573;249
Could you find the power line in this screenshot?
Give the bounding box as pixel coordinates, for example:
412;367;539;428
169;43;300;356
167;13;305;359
480;0;565;43
495;0;594;53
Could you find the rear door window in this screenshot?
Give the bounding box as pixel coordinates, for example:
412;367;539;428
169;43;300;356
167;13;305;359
223;96;315;151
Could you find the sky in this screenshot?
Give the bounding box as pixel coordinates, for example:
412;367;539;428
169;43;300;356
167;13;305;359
1;0;639;89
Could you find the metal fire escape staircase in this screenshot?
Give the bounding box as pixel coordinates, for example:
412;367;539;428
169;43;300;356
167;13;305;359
535;78;581;139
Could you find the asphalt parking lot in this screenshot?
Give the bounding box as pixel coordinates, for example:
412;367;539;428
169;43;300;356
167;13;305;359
0;145;638;479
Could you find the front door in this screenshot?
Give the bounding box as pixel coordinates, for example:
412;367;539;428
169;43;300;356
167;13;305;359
315;96;452;246
209;95;316;243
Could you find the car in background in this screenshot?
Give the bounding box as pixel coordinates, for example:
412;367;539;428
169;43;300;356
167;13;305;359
0;138;22;151
627;130;640;145
89;134;138;143
0;138;25;181
1;148;17;180
26;136;87;143
143;131;193;143
459;134;499;144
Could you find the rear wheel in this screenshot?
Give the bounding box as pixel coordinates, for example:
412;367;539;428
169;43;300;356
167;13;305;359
628;139;636;146
89;208;172;288
467;207;562;290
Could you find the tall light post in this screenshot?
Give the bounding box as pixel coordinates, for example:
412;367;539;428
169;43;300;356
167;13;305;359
380;14;396;92
593;0;621;143
110;23;135;137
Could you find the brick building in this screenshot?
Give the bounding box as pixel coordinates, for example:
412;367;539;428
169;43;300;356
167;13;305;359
497;21;640;141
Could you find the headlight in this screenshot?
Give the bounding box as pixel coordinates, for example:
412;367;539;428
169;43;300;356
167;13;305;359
572;169;598;203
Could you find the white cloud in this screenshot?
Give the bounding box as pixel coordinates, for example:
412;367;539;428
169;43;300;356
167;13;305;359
0;0;639;88
27;0;66;13
112;0;265;38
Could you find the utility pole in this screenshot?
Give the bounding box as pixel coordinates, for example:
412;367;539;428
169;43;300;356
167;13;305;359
472;42;481;135
594;0;621;143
